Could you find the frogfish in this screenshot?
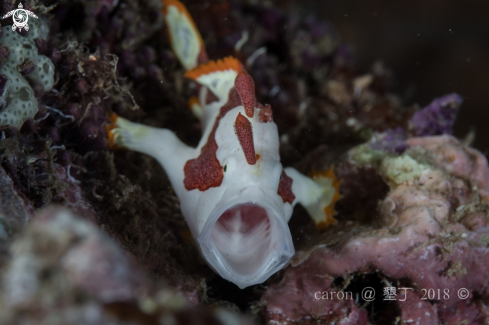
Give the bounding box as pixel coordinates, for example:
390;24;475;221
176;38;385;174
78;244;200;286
108;0;340;288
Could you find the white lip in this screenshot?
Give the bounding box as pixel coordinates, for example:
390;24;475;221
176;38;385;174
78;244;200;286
197;188;294;288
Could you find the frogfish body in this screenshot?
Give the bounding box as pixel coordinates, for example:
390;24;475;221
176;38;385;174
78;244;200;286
109;0;340;288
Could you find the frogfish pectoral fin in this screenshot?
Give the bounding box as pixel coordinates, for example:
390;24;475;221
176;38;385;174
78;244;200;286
284;167;342;230
308;167;342;230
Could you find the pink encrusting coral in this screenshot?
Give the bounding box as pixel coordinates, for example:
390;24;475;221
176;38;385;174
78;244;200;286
262;135;489;324
406;135;489;202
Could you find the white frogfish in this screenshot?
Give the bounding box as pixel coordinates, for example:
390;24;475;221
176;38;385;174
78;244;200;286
108;0;341;288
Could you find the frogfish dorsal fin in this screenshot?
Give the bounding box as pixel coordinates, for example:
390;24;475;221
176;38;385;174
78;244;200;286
185;57;243;101
162;0;208;70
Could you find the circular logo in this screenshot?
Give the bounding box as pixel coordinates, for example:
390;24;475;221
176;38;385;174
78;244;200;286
457;288;470;300
361;287;376;302
3;4;38;32
13;9;28;28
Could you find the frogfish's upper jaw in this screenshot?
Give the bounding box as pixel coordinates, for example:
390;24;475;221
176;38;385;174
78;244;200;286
197;195;294;288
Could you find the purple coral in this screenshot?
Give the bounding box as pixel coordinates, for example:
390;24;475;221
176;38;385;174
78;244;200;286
370;127;408;153
304;15;337;40
410;93;463;136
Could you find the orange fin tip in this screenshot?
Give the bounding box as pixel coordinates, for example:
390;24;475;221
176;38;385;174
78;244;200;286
187;96;200;109
188;96;203;119
311;166;342;231
315;214;338;231
162;0;206;70
162;0;203;47
108;112;119;124
185;57;243;81
106;113;119;148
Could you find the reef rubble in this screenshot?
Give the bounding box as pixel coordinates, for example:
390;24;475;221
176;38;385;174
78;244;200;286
0;207;253;325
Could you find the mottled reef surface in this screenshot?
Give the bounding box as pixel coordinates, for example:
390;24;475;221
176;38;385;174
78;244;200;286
0;1;488;324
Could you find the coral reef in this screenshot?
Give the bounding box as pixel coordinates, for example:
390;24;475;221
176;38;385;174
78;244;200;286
0;0;486;324
262;135;489;324
0;18;55;128
0;165;33;267
0;207;252;325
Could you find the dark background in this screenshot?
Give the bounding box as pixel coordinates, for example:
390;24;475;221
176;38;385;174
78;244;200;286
295;0;489;155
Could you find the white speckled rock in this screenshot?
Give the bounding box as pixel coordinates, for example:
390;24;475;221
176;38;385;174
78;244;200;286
0;18;55;128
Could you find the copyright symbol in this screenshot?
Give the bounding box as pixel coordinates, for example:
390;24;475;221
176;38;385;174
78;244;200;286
362;287;376;302
458;288;470;300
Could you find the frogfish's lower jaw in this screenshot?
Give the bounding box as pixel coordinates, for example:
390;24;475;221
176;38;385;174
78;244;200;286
198;199;294;288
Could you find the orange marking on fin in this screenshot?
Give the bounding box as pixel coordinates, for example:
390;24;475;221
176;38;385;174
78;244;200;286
310;166;342;230
188;96;200;110
106;113;119;149
315;215;337;231
109;112;118;124
185;57;243;81
162;0;204;47
161;0;208;68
